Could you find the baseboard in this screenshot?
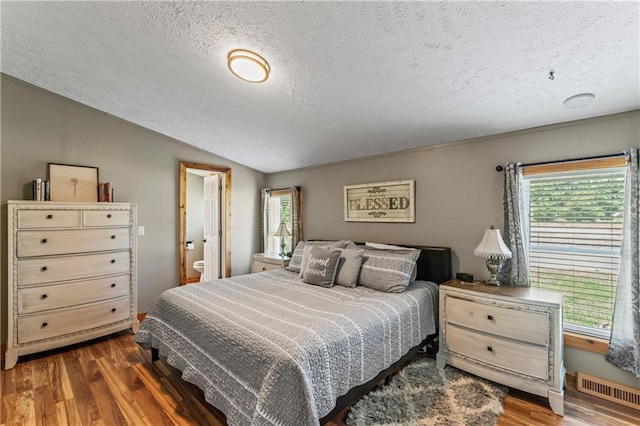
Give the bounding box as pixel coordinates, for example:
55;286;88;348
566;372;576;387
137;312;147;322
1;343;4;365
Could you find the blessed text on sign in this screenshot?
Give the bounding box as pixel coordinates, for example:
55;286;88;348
344;180;415;222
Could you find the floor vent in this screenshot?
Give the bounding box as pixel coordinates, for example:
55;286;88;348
577;372;640;411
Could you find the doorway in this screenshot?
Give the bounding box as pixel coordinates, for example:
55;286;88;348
179;161;231;285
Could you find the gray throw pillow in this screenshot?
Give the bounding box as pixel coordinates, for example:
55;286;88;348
299;244;331;277
302;246;341;288
365;242;419;282
286;240;350;273
358;247;420;293
334;248;365;288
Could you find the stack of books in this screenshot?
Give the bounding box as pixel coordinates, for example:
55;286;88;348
98;182;114;202
31;179;50;201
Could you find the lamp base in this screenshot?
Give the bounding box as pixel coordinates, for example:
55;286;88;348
485;257;503;286
279;242;286;258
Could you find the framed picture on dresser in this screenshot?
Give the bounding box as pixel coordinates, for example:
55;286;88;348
48;163;99;202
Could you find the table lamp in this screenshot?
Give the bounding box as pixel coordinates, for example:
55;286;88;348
474;225;512;286
273;222;291;257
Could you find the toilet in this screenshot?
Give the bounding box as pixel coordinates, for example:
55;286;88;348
193;260;205;282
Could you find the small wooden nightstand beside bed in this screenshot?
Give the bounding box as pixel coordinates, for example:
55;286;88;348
251;252;290;273
437;279;565;416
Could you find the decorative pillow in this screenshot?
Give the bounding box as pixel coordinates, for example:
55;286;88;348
358;247;420;293
334;248;365;288
299;244;330;277
286;240;350;273
302;246;341;288
365;242;419;282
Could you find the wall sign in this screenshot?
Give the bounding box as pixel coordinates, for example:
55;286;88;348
344;180;415;222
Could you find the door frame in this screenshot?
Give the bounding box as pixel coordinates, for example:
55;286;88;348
179;161;232;285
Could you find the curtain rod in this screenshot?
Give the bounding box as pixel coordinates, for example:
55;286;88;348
495;152;624;172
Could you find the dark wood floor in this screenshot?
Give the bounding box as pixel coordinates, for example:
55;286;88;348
1;331;638;425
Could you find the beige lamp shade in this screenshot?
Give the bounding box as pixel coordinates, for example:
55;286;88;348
474;226;512;259
273;222;291;237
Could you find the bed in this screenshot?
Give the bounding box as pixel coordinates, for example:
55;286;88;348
135;245;451;425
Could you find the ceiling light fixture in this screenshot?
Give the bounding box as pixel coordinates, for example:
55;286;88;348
227;49;270;83
563;93;595;109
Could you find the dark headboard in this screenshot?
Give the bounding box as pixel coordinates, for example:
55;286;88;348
351;243;452;284
413;246;452;284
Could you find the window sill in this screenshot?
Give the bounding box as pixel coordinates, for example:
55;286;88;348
564;331;609;354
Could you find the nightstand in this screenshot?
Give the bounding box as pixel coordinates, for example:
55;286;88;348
252;253;290;273
436;279;565;416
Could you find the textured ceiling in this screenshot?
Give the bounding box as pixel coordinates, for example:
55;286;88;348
2;1;639;173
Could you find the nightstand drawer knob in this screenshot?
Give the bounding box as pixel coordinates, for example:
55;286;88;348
41;294;48;300
262;267;267;271
111;308;117;313
41;322;48;328
46;214;53;219
41;266;48;272
111;283;116;288
111;235;116;239
487;315;493;320
107;214;112;218
41;238;48;244
110;259;116;264
487;346;493;352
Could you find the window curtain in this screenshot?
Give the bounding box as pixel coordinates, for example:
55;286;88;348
498;162;530;286
607;148;640;379
259;186;303;253
260;188;270;253
289;186;303;250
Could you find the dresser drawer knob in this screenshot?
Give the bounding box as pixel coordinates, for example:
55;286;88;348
41;266;48;272
41;322;48;328
262;267;266;271
107;214;112;218
110;235;116;239
487;315;493;321
487;346;493;352
110;259;116;264
41;294;48;300
41;238;48;244
46;214;53;219
111;283;116;288
111;308;117;313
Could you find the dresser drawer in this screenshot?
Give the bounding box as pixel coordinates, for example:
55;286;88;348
83;210;130;227
17;210;80;229
446;296;549;345
446;324;548;380
17;296;130;344
252;260;283;273
17;228;130;257
17;251;131;286
18;275;131;314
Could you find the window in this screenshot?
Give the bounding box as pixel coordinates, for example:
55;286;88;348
265;190;292;255
523;161;626;338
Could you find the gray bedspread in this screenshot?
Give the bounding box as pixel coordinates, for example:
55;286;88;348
135;269;439;426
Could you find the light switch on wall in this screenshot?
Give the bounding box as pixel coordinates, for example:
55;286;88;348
138;226;145;236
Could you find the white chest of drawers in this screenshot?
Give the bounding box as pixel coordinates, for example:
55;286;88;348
5;201;139;369
436;280;565;416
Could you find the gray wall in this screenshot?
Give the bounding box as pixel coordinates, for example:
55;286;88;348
186;172;205;280
266;111;640;389
0;75;265;345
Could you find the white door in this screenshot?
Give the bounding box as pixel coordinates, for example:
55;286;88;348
203;174;221;281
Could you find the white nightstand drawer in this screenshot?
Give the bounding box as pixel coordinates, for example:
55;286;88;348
446;296;549;345
18;210;81;229
17;296;130;344
18;275;131;314
17;228;130;257
447;324;548;380
252;260;283;273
